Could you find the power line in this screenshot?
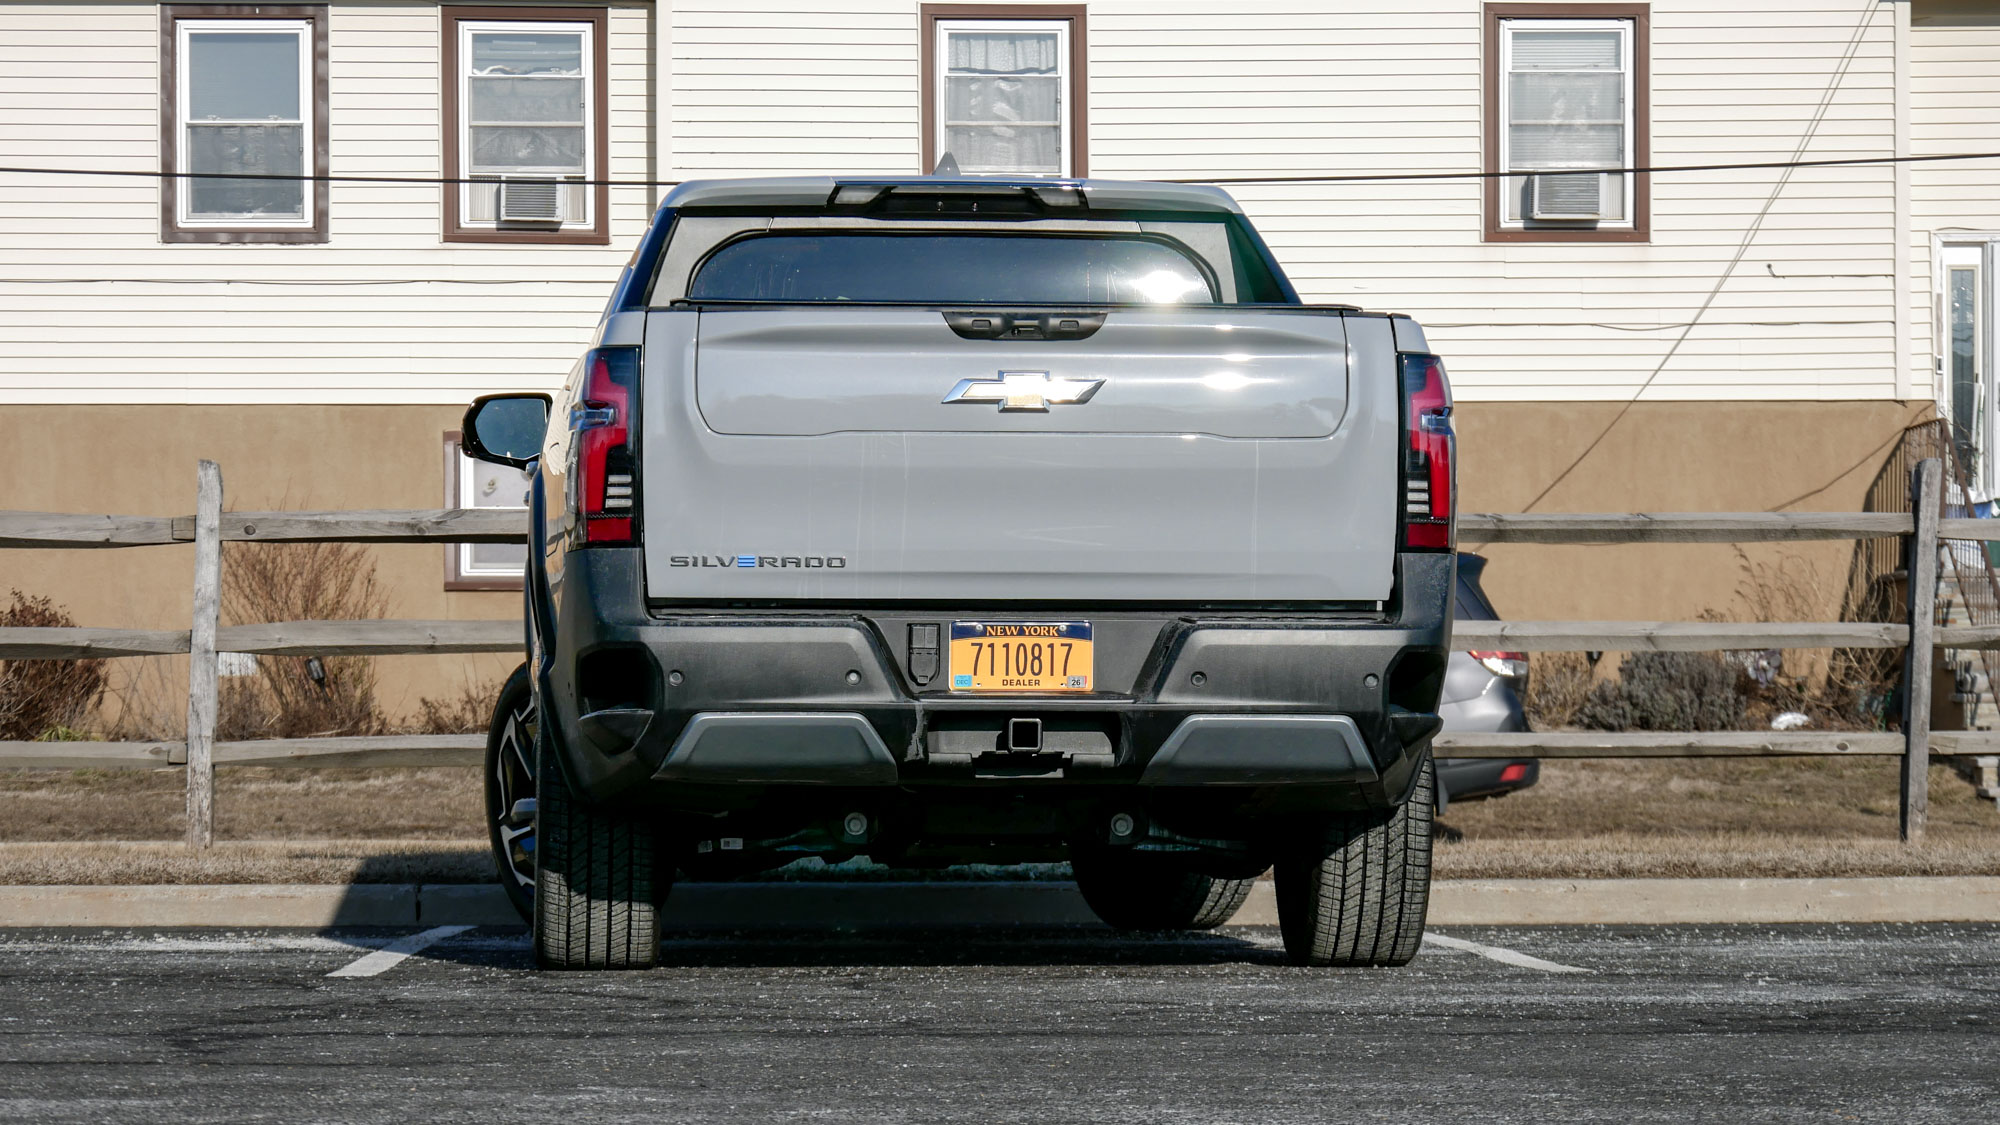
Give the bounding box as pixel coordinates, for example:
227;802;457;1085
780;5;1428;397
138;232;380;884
4;147;2000;191
1518;0;1884;513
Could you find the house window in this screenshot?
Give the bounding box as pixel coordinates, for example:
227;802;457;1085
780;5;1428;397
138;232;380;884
445;433;530;590
1485;4;1649;242
160;6;328;243
443;6;608;244
921;5;1087;177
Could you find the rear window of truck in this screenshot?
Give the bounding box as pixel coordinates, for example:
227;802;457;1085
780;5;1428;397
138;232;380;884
687;232;1221;306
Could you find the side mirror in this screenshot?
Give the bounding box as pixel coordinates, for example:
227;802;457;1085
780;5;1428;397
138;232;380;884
462;393;552;469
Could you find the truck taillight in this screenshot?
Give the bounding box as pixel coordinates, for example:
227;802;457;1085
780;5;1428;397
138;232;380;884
1400;352;1455;551
571;347;640;546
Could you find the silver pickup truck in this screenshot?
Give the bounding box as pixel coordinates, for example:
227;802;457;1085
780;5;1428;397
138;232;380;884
461;175;1457;970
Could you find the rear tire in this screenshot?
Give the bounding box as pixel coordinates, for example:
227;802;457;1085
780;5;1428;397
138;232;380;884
1072;849;1257;931
1274;754;1434;967
532;729;662;971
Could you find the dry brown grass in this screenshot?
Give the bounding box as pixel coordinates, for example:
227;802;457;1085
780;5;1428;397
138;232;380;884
1434;834;2000;879
1440;757;1994;839
1433;756;1999;876
1;745;1995;882
0;767;482;842
0;840;492;885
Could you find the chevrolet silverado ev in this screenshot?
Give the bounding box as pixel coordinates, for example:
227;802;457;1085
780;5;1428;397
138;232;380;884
461;176;1456;970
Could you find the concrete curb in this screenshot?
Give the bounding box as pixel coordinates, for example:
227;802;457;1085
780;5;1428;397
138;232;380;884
4;876;1999;928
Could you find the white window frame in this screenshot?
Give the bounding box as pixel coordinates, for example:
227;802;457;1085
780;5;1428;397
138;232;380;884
447;435;529;587
1939;239;1998;501
1497;16;1635;229
455;18;596;231
175;18;314;228
934;17;1071;177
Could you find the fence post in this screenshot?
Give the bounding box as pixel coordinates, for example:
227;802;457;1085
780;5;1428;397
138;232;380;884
184;461;222;852
1902;457;1942;843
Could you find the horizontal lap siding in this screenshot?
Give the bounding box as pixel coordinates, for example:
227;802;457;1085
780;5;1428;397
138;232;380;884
1086;0;1898;403
1909;3;2000;406
669;1;919;174
669;0;1900;404
0;2;655;405
1;2;1913;405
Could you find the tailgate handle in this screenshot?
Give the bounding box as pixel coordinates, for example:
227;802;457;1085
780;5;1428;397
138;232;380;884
944;311;1105;342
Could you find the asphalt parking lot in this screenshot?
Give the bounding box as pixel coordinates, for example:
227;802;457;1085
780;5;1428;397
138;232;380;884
0;923;1994;1124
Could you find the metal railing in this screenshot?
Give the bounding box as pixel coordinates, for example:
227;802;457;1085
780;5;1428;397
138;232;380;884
2;459;1993;847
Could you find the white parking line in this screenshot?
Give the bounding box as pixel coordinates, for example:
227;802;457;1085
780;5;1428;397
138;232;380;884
326;925;473;979
1422;932;1593;974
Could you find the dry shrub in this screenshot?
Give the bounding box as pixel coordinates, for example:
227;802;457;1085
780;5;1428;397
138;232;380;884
219;541;389;739
0;590;107;740
1522;651;1592;730
1577;649;1747;731
1562;551;1883;733
1726;548;1882;730
408;678;504;735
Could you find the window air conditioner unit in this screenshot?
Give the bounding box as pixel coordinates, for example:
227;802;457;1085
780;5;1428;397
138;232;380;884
497;177;566;224
1528;172;1605;221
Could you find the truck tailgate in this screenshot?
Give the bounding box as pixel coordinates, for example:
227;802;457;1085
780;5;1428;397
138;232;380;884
639;307;1401;604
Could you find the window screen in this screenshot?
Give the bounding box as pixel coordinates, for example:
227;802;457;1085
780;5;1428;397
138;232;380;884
179;23;310;223
459;21;593;227
1501;19;1633;225
688;233;1218;305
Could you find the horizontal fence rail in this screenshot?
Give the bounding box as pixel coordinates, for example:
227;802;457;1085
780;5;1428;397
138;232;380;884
6;731;1994;772
15;508;2000;551
1458;512;1916;544
0;508;527;548
0;458;1986;845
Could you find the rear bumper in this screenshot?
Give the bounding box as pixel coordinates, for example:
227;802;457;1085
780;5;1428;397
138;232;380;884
542;549;1453;812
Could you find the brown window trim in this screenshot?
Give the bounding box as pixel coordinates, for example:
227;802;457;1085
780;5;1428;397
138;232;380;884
920;4;1088;178
444;431;527;591
1483;2;1650;243
441;5;610;246
160;5;330;244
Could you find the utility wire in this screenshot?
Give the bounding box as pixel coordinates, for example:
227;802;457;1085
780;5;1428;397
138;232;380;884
1518;0;1884;513
5;147;2000;190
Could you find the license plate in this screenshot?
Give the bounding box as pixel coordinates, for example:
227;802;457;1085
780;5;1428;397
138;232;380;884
948;621;1093;693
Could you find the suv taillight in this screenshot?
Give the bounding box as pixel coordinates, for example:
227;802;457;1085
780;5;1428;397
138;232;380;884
1468;651;1528;679
570;347;640;546
1400;352;1455;551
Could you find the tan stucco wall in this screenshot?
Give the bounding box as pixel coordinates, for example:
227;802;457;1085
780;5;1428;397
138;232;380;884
1456;399;1935;625
0;400;1930;723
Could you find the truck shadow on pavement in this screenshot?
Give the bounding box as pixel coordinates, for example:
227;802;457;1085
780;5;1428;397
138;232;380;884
404;926;1292;971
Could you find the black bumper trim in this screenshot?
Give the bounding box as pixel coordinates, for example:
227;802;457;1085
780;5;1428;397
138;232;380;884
654;711;900;786
1140;714;1379;786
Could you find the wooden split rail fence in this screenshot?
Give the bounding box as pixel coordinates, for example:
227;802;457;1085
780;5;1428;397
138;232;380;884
1;459;1993;846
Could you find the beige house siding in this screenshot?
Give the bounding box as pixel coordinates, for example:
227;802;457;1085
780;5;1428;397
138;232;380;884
0;0;1926;407
1910;1;2000;409
666;0;1905;404
0;1;654;406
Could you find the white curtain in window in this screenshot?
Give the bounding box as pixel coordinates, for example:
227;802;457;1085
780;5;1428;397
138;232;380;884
941;30;1062;174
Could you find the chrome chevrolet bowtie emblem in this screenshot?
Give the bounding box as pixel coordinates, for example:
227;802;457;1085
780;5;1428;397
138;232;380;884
943;371;1104;412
